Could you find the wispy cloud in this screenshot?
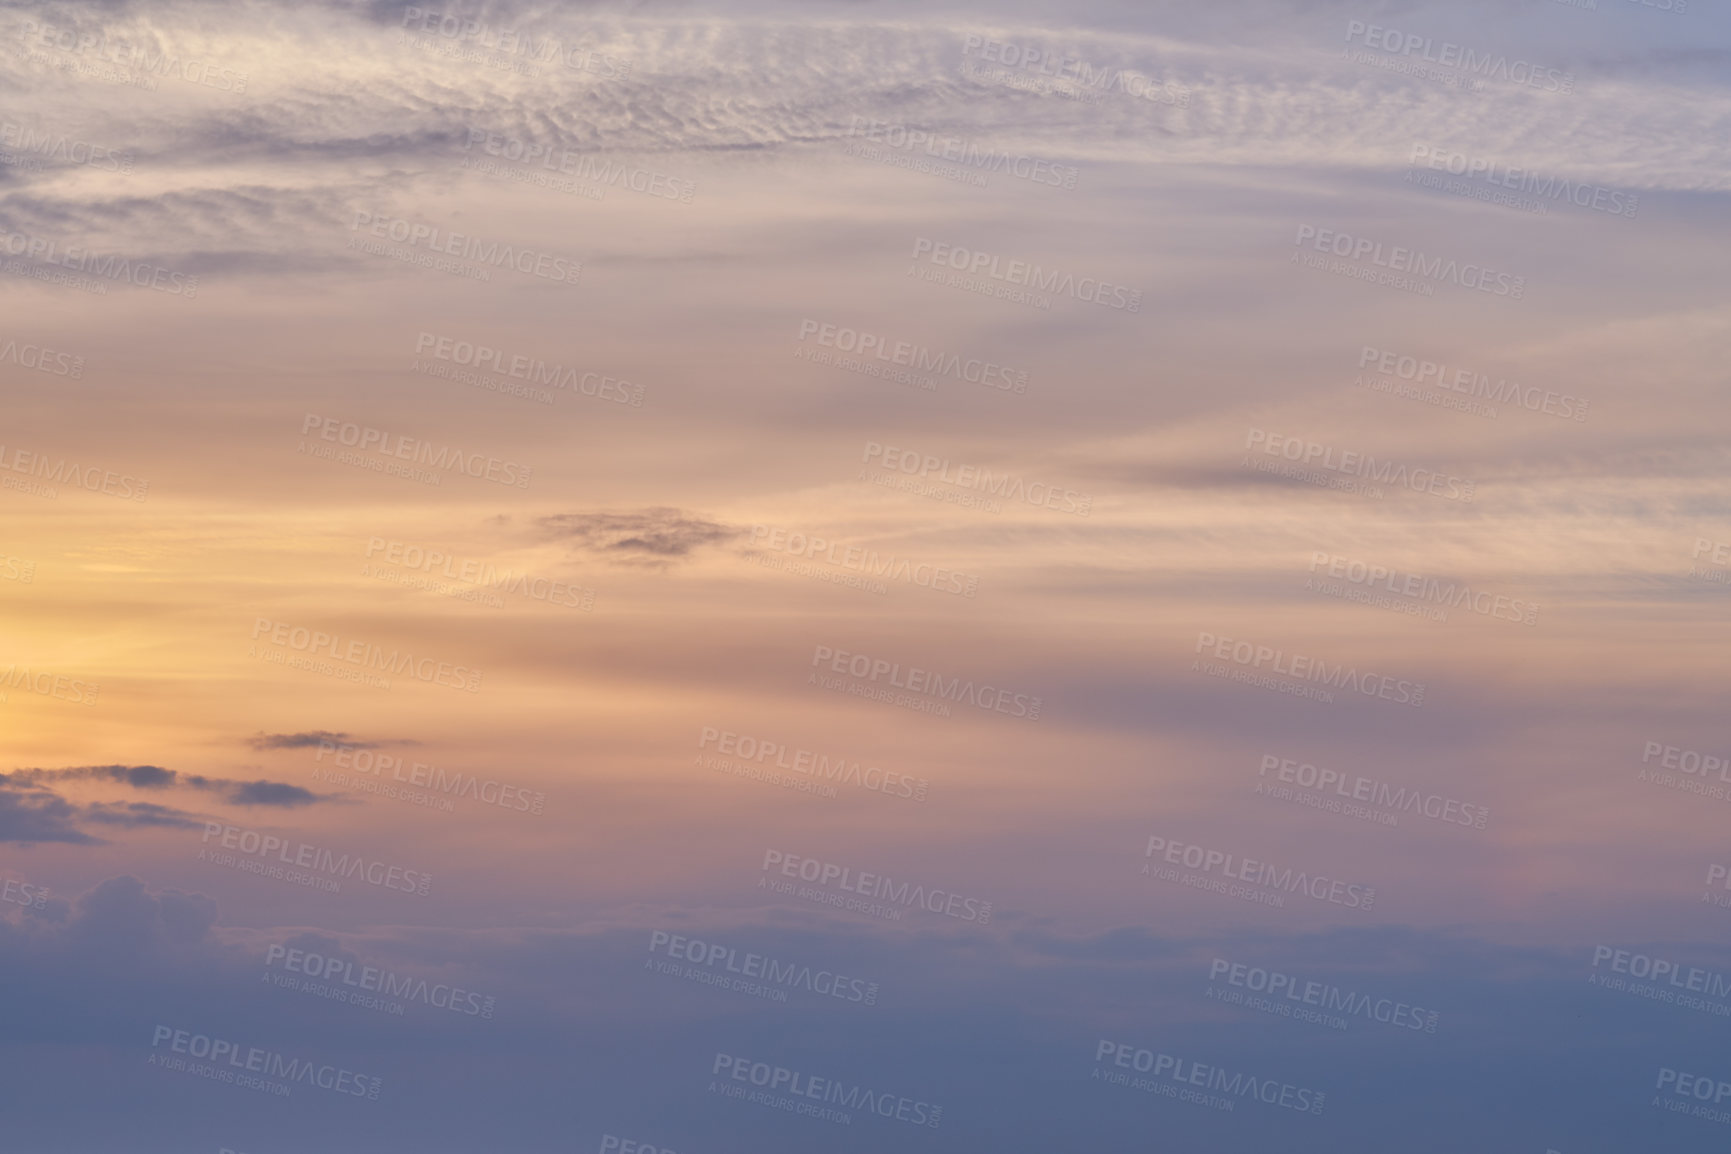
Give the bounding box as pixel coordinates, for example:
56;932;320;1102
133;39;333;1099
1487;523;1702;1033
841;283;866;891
538;508;742;563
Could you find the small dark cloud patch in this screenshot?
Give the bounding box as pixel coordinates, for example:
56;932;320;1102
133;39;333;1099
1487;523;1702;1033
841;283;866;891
102;765;177;789
246;730;372;750
538;508;741;564
225;781;319;807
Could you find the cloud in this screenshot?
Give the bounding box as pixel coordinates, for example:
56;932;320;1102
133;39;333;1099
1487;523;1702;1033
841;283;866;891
80;801;207;829
4;765;171;789
93;764;177;789
55;875;218;953
246;730;374;750
222;780;320;807
537;507;743;563
3;1;1727;316
3;765;327;808
0;764;332;843
0;785;102;845
0;870;1725;1152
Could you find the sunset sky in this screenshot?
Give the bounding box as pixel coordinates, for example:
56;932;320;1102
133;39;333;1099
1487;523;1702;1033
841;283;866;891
4;1;1731;1151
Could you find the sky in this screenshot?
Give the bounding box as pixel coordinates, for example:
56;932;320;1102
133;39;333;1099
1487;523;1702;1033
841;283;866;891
2;0;1731;1150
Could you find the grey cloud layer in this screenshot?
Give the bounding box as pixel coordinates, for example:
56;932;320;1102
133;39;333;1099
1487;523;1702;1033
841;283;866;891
0;765;328;843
